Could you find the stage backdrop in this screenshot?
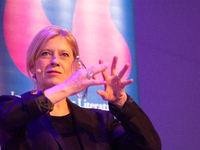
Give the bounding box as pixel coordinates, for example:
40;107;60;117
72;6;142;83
0;0;138;110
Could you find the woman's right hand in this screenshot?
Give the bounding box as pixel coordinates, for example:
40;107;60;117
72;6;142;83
44;62;108;104
64;62;108;96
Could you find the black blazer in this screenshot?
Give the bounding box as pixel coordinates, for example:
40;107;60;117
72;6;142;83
0;91;161;150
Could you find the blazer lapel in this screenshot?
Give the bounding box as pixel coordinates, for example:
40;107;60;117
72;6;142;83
67;98;96;150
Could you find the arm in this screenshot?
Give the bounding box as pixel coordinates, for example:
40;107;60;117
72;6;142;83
110;95;161;150
0;91;54;146
0;62;108;146
0;91;53;130
97;56;161;149
0;62;108;128
44;63;108;104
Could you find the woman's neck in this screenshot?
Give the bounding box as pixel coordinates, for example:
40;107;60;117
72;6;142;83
50;99;70;116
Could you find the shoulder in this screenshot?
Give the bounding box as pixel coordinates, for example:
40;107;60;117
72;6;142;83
0;95;20;101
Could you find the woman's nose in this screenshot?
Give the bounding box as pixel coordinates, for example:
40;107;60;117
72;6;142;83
50;56;60;66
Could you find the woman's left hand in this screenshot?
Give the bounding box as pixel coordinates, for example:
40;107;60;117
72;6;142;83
97;56;133;109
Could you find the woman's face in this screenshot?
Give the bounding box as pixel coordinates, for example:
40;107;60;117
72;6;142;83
33;35;74;90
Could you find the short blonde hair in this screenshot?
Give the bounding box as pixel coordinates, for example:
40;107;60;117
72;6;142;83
26;26;79;79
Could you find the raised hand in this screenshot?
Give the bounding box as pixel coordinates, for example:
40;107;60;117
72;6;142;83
97;56;133;109
65;62;108;97
44;62;108;105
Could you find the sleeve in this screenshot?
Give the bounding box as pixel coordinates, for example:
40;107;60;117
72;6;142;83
109;95;161;150
0;91;54;142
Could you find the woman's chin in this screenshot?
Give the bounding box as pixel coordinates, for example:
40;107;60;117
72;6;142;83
38;81;63;90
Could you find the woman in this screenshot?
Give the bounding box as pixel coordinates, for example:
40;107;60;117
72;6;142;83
0;26;161;150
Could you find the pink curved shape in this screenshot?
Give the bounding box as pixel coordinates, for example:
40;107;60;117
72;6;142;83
73;0;131;80
4;0;51;76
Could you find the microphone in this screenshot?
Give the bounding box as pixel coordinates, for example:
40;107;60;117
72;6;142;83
36;69;41;74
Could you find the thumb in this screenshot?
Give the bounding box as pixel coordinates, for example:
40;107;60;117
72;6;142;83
97;90;106;100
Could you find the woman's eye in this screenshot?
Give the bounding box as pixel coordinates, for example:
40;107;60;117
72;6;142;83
41;51;50;56
62;53;69;57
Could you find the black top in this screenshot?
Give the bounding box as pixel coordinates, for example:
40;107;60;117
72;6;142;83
51;114;82;150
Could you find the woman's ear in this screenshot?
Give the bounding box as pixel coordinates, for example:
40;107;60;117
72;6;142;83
30;64;36;74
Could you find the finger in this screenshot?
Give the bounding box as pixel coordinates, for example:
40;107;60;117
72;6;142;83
111;56;118;76
120;79;133;87
118;63;130;79
87;63;108;78
97;90;107;100
85;79;106;86
99;59;103;64
99;60;108;89
99;59;108;80
99;60;105;80
114;80;133;90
